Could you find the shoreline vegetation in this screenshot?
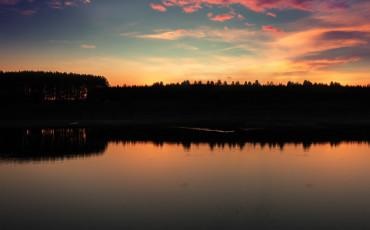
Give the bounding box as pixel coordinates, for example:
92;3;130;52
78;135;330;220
1;71;370;140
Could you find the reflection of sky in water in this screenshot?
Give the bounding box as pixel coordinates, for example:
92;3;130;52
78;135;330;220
1;142;370;230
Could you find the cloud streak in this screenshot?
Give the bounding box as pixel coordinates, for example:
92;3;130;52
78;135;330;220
151;0;351;14
0;0;91;12
81;44;96;49
124;27;259;43
208;13;235;22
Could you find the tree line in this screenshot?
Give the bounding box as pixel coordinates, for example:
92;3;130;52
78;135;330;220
1;71;370;107
149;79;348;88
89;79;370;107
0;71;109;103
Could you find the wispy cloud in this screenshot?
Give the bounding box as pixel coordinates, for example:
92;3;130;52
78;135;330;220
175;43;199;51
0;0;92;12
48;0;91;9
266;12;277;18
81;44;96;49
207;13;235;22
129;29;206;40
124;27;258;43
150;0;351;17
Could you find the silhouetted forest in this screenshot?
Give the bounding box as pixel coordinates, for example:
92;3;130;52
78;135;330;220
1;71;370;132
0;71;108;102
1;71;369;105
90;79;370;111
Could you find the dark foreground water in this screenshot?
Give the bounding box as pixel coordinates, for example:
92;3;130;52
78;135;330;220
1;130;370;229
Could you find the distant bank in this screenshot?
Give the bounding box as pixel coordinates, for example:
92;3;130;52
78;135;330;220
1;71;370;136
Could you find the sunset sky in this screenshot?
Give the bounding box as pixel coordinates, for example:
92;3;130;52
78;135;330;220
1;0;369;85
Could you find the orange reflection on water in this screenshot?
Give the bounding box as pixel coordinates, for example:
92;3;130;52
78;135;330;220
100;142;370;192
1;141;370;229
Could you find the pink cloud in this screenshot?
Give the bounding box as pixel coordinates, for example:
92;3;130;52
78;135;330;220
182;5;201;13
150;3;167;12
262;25;283;33
208;13;235;22
150;0;351;14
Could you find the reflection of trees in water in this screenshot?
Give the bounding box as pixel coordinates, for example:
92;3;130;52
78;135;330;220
0;128;369;163
0;128;107;163
101;127;370;151
119;140;370;152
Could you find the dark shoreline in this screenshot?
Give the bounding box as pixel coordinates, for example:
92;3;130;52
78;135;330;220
2;119;370;141
2;71;370;142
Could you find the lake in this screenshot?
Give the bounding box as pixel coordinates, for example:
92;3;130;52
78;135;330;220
1;129;370;230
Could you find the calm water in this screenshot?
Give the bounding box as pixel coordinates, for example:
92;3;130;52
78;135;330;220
1;134;370;229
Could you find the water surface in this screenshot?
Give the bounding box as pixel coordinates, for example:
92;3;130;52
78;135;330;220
1;138;370;230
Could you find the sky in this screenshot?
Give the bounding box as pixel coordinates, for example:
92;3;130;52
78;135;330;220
0;0;369;86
